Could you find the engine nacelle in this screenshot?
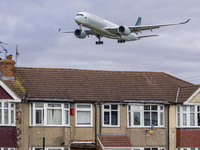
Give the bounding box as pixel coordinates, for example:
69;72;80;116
117;26;131;35
74;29;86;39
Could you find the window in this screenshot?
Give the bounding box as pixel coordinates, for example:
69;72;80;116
0;148;15;150
177;148;200;150
177;105;200;127
76;104;92;126
30;103;69;126
0;101;15;126
103;104;120;126
133;148;164;150
30;147;68;150
128;105;164;127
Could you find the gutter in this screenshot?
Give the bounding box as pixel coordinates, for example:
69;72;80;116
124;100;168;104
25;97;74;102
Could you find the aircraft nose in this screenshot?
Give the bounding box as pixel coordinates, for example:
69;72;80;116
75;16;81;24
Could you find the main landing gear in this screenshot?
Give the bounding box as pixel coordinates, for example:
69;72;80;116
117;39;126;43
95;34;103;45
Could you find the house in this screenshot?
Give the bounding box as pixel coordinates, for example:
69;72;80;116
0;55;196;150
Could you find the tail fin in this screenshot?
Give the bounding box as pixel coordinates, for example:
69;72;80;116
135;17;142;26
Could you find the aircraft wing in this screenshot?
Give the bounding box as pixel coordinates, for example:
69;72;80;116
129;19;190;33
105;19;190;34
58;28;96;36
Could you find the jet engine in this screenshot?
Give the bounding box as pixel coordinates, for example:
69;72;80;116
74;29;86;39
117;26;131;35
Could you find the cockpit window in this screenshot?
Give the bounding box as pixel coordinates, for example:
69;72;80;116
77;14;84;16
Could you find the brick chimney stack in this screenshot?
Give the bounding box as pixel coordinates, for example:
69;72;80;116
0;55;15;80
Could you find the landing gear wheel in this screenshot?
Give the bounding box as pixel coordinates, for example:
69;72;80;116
96;41;103;45
117;39;125;43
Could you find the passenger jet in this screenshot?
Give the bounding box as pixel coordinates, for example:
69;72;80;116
59;12;190;45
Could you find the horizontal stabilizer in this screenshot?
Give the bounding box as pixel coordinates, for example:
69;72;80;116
138;35;158;38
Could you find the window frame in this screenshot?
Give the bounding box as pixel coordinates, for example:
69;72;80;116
30;103;70;127
128;104;165;128
0;148;15;150
30;147;69;150
0;101;15;126
75;103;93;127
177;105;200;127
102;104;120;127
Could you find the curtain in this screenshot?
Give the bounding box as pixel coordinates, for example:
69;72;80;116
77;111;91;125
111;111;118;125
152;112;158;126
134;112;140;125
47;109;62;125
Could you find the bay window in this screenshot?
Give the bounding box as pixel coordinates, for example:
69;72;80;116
0;101;15;126
76;104;92;126
177;105;200;127
128;104;164;127
102;104;120;127
30;103;69;126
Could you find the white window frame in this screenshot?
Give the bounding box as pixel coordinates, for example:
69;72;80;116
0;148;15;150
177;148;200;150
75;103;93;127
30;103;70;126
177;105;200;127
0;101;15;126
133;147;165;150
102;104;120;127
128;104;165;128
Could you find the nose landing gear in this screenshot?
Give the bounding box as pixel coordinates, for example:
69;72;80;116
117;39;126;43
95;34;103;45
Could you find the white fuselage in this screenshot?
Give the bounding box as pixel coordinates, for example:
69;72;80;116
75;12;139;41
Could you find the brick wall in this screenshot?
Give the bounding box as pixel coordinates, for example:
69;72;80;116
0;126;17;147
177;129;200;147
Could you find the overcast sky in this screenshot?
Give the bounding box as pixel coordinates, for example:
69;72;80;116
0;0;200;84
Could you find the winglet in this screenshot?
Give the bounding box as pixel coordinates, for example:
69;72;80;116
180;19;190;24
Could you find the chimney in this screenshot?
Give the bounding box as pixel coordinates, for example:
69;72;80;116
0;55;15;80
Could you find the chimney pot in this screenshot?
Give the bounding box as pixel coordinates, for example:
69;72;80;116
6;55;12;60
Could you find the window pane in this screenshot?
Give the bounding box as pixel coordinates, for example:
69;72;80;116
129;111;131;126
111;105;118;110
35;103;44;108
198;113;200;126
0;102;1;107
152;112;158;126
177;106;180;112
111;111;118;125
64;104;68;108
190;113;195;126
65;110;69;124
35;148;42;150
11;110;14;124
104;105;109;109
133;105;140;110
152;148;158;150
178;113;180;126
144;112;150;126
77;111;91;125
190;106;195;112
144;148;150;150
77;105;91;109
104;112;110;125
48;104;61;107
151;105;157;110
0;109;1;124
198;106;200;112
36;110;43;124
4;109;8;124
160;112;164;125
134;112;140;125
47;109;62;125
11;103;14;108
4;102;8;108
183;106;187;111
144;105;150;110
183;114;187;125
160;106;164;110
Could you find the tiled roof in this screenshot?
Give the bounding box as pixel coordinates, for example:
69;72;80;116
177;85;200;103
3;67;193;102
98;134;133;148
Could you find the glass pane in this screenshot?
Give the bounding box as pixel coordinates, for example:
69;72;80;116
177;106;180;112
129;111;131;126
77;105;91;109
35;148;43;150
4;109;8;124
144;105;150;110
133;105;140;110
198;106;200;112
104;105;109;109
178;113;180;126
47;109;62;125
191;148;195;150
11;103;15;108
111;111;118;125
36;110;43;124
11;110;14;124
198;113;200;126
144;112;150;126
183;114;187;125
35;103;44;108
111;105;118;110
128;105;130;111
64;104;68;108
65;110;69;124
160;112;164;125
182;106;187;111
152;112;158;126
190;113;195;126
0;102;1;107
152;148;158;150
144;148;150;150
4;102;8;108
151;105;157;110
160;105;164;110
104;112;110;125
77;111;91;125
190;106;195;112
48;104;61;107
4;148;8;150
134;112;140;125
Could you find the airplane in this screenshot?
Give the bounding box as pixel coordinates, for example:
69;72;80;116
59;12;190;45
